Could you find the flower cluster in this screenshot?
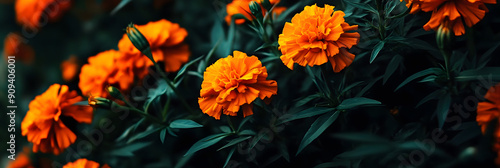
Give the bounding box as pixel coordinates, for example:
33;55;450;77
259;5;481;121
15;0;71;29
225;0;286;24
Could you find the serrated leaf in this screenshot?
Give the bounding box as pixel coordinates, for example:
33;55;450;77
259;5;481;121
437;93;451;128
370;41;385;63
218;136;252;151
278;107;334;124
184;133;230;156
297;111;339;155
337;97;381;110
395;68;442;91
383;55;402;84
170;119;203;129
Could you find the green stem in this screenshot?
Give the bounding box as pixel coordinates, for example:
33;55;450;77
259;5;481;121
129;106;163;124
161;95;171;122
227;115;236;133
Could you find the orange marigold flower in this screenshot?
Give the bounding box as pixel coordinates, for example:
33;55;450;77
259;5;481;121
118;19;190;73
198;51;278;120
406;0;496;36
7;147;33;168
477;83;500;165
15;0;71;29
278;4;360;72
61;55;80;82
3;33;34;64
21;84;93;155
79;50;134;98
63;159;110;168
225;0;285;25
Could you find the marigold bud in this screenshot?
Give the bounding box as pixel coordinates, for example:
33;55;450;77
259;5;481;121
88;96;111;108
125;23;155;65
249;1;262;18
107;86;124;100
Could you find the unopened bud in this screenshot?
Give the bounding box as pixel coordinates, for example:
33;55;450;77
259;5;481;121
88;96;111;108
261;0;272;11
249;1;262;18
107;86;124;100
126;23;155;64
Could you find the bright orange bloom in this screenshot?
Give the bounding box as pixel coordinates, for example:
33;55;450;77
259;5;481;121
118;19;190;73
21;84;93;155
3;33;34;64
79;50;134;98
278;4;360;72
63;159;110;168
7;147;33;168
198;51;278;120
477;83;500;165
403;0;496;36
225;0;285;25
61;55;80;82
15;0;71;29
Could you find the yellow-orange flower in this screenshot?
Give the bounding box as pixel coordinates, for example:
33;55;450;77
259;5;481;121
118;19;190;73
278;4;360;72
225;0;285;25
61;55;80;82
403;0;496;36
15;0;71;29
63;159;110;168
79;50;134;98
3;33;34;64
477;83;500;165
198;51;277;120
21;84;93;155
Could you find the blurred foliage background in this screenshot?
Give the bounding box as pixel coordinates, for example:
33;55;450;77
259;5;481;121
1;0;500;167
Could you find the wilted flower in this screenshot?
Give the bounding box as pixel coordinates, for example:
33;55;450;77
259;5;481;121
15;0;72;29
198;51;278;120
21;84;93;155
278;4;360;72
62;159;110;168
118;19;190;73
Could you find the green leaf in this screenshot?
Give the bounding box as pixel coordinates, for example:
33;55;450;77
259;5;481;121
344;0;378;13
160;128;167;144
416;89;446;107
169;119;203;129
436;93;451;128
218;136;252;151
356;76;382;97
332;132;389;143
337;97;381;110
184;133;230;156
294;93;322;108
116;118;145;142
143;80;168;112
370;41;385;63
419;75;437;83
110;0;132;15
174;56;204;83
306;66;331;96
223;147;237;168
127;126;164;144
278;107;334;124
338;144;392;158
237;116;253;132
455;67;500;82
110;142;152;157
220;126;232;133
478;42;500;69
341;81;365;95
238;130;256;136
395;68;442;91
297;111;339;155
383;55;402;84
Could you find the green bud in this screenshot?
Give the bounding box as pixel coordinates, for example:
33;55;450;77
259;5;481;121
249;1;262;18
126;23;155;65
107;86;124;100
88;96;112;108
261;0;272;11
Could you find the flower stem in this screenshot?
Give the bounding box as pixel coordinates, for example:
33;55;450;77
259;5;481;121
227;115;236;133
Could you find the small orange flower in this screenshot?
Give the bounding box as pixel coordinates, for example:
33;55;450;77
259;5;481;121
118;19;190;73
404;0;496;36
3;33;34;64
15;0;72;29
225;0;285;25
278;4;360;72
198;51;278;120
477;83;500;165
79;50;134;98
21;84;93;155
7;147;33;168
63;159;110;168
61;55;80;82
